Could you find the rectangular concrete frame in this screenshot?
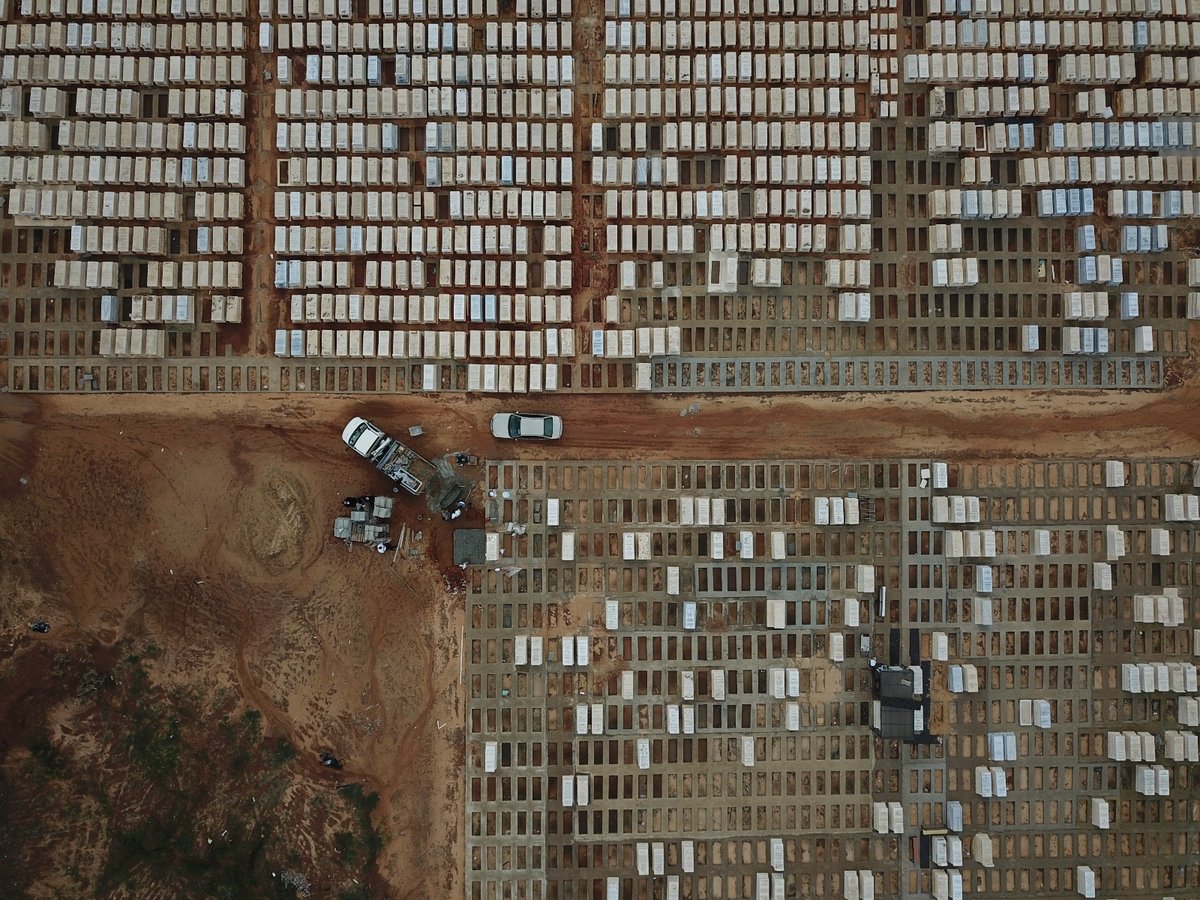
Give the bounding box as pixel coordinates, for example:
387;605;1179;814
465;458;1199;899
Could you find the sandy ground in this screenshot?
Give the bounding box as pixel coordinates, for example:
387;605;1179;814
0;393;470;897
10;377;1200;462
1;374;1199;895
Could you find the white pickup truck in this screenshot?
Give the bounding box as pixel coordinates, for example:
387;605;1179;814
342;417;426;495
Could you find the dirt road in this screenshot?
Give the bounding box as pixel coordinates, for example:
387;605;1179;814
1;378;1198;896
12;378;1200;464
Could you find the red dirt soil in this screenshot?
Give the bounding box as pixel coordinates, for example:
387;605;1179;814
0;393;469;897
1;367;1199;895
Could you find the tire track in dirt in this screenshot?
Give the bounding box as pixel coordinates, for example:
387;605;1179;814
40;380;1200;462
393;639;436;769
232;631;344;784
234;634;293;741
355;559;453;896
0;395;39;496
46;417;186;503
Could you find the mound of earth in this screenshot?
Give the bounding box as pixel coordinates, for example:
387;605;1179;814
234;468;312;575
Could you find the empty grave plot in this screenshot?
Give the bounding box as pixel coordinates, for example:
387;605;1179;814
2;0;1197;393
464;458;1200;899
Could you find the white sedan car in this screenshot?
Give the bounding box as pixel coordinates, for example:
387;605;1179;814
491;412;563;440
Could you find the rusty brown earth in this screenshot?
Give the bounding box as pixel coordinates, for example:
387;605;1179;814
2;363;1199;896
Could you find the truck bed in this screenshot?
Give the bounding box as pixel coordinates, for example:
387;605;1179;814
377;440;437;495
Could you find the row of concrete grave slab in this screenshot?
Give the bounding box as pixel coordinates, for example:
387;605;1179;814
4;166;240;200
924;15;1197;50
1063;291;1131;321
278;155;413;186
1120;661;1199;694
274;223;573;256
272;257;571;291
99;294;242;325
595;154;871;188
281;51;576;86
4;114;245;152
603;191;871;230
3;26;246;58
267;81;576;117
273;327;575;359
339;356;562;393
1105;729;1200;764
1131;588;1188;626
609;252;789;288
606;21;880;52
1;51;245;83
11;186;239;223
99;327;166;358
606;85;861;120
272;189;571;221
932;0;1181;14
55;259;243;290
268;5;573;39
601;55;896;90
64;225;241;256
287;292;573;325
17;0;246;18
608;0;871;15
590;327;684;357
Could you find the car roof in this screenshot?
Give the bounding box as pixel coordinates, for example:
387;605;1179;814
517;415;545;436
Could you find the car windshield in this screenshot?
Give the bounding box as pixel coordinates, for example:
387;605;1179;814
350;422;370;445
508;416;522;438
543;418;554;437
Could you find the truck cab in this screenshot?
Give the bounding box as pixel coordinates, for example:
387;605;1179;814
343;417;387;460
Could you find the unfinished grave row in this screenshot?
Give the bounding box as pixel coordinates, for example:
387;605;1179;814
464;457;1200;900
